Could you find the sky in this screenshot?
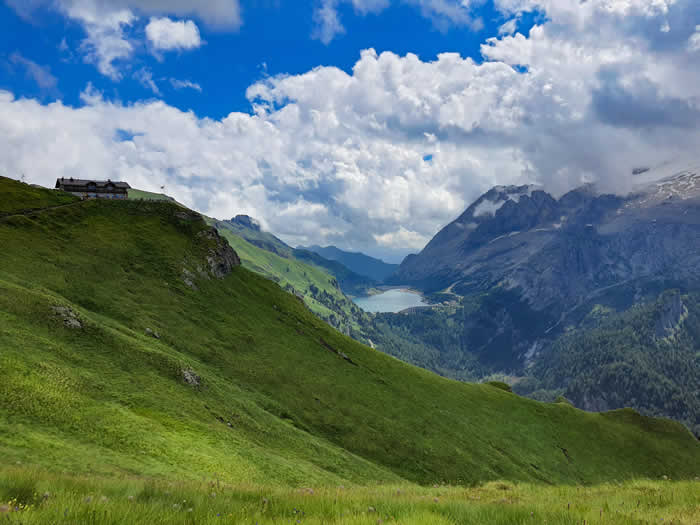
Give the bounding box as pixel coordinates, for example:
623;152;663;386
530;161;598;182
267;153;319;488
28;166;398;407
1;0;699;262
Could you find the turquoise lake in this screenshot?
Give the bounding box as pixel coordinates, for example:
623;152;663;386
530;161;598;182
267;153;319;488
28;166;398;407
353;288;428;313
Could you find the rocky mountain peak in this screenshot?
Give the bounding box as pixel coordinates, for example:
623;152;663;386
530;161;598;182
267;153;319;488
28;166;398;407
459;185;537;222
230;214;261;231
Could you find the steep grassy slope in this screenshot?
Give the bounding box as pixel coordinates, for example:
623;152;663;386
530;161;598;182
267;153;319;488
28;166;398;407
213;221;372;339
216;218;375;296
0;178;698;488
130;191;372;337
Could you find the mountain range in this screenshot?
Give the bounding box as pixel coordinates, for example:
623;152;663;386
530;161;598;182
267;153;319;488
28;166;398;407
388;161;700;435
299;245;399;283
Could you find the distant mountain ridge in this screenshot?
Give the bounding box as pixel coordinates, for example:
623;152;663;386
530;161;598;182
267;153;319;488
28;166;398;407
388;162;700;434
218;216;375;296
395;164;700;307
300;245;399;283
224;214;293;258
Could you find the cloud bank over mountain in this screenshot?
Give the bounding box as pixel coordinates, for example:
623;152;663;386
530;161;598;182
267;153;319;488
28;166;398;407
1;0;699;259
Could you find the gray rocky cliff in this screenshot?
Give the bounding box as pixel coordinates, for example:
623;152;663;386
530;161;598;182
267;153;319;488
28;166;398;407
198;227;242;278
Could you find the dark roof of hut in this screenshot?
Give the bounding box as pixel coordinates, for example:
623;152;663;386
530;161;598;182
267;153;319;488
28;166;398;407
55;178;131;189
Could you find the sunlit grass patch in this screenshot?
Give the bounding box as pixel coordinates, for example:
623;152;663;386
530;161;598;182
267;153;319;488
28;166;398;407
0;468;697;524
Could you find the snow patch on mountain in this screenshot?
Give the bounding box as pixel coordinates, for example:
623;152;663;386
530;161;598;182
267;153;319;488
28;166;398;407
473;198;507;217
471;185;538;218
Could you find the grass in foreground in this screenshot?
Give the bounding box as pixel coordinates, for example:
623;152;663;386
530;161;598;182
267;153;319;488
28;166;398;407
0;468;698;524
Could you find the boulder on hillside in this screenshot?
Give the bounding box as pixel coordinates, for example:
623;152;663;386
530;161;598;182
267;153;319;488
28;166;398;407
51;305;82;329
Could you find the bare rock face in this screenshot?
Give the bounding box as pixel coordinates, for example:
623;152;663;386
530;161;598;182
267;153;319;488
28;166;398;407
230;214;261;232
182;368;201;387
197;227;241;279
52;306;82;329
182;228;241;289
145;328;161;339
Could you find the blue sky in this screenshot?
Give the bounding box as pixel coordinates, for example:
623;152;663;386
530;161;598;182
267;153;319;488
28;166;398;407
0;0;698;261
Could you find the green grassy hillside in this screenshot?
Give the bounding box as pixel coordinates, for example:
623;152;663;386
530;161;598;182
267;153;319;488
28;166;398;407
128;188;183;205
0;178;77;214
0;176;698;489
215;218;375;296
130;190;372;338
213;220;372;340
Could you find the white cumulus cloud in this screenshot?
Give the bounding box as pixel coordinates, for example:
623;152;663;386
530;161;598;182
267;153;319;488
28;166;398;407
146;17;202;51
689;25;700;51
63;2;137;80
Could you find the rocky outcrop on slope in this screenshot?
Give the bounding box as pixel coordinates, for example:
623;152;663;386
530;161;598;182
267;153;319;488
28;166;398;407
182;227;241;290
199;227;242;278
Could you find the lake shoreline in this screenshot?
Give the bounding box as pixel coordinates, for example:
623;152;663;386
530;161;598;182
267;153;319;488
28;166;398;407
365;285;423;296
353;287;429;313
